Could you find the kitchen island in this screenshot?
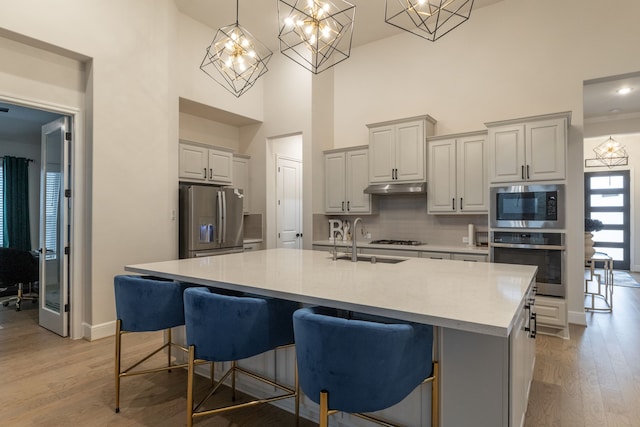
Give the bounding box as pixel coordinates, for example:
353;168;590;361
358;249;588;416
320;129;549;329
126;248;537;427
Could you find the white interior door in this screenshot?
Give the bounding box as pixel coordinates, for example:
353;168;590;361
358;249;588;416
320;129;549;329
276;157;302;249
39;117;70;337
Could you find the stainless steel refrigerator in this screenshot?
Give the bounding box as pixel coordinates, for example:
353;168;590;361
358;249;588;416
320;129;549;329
179;184;244;258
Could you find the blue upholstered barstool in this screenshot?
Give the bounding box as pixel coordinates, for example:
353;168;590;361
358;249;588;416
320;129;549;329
293;307;439;427
183;287;300;427
113;275;196;413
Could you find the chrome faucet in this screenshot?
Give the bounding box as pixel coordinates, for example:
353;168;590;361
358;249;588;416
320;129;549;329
351;217;364;262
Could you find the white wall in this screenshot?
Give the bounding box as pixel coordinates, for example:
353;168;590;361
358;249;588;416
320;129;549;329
178;112;241;151
330;0;640;323
0;0;179;337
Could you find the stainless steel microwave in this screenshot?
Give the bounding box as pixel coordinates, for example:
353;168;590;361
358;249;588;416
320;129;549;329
490;184;564;229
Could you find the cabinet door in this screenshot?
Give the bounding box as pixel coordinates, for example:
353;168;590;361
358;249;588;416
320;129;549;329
179;143;207;181
428;139;457;213
489;124;525;183
208;149;233;183
369;125;395;183
232;157;250;213
325;152;346;213
395;120;425;182
345;149;370;213
457;135;488;212
509;302;528;427
526;118;566;181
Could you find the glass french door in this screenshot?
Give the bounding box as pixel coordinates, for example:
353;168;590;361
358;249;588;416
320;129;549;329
584;170;630;270
39;117;70;337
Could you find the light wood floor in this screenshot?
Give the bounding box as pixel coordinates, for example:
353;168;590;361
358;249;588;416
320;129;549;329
1;287;639;427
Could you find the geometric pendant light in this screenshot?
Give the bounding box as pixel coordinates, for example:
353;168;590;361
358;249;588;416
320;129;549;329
593;136;629;168
200;0;273;97
384;0;474;42
278;0;356;74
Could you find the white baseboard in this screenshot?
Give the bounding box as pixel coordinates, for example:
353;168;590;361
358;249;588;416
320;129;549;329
568;310;587;326
83;320;116;341
631;265;640;272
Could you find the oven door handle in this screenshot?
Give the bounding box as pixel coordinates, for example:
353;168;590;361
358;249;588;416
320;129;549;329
491;242;566;250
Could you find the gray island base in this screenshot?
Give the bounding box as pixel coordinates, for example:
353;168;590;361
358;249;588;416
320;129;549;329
126;248;537;427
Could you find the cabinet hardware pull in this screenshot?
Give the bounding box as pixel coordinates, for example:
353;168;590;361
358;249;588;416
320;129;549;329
452;198;455;210
342;201;345;212
460;198;463;210
347;201;350;211
526;165;530;180
209;168;213;179
530;312;537;338
203;168;207;178
521;165;525;180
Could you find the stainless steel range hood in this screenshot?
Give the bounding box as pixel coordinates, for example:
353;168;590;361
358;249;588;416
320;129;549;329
364;182;427;195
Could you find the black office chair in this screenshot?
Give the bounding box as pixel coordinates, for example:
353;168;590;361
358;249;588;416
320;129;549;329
0;247;39;311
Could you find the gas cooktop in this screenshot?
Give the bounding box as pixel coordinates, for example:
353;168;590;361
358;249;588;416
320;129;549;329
370;239;423;246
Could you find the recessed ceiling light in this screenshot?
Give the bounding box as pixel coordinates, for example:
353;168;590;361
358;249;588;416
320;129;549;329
609;108;622;114
616;87;633;95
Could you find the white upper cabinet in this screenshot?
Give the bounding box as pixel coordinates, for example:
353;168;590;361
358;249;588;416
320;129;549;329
179;140;233;184
178;143;208;181
367;116;436;184
486;112;570;183
428;131;488;214
324;146;371;214
232;154;250;214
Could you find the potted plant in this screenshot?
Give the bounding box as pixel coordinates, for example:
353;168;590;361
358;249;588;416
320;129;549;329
584;218;604;259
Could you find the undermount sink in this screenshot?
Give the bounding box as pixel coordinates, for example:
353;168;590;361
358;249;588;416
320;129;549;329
334;254;407;264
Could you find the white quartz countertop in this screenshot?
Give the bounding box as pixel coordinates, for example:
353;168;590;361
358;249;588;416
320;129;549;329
312;240;489;255
126;249;535;337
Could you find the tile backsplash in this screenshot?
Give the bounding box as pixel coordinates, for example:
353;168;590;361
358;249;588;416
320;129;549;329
314;195;488;246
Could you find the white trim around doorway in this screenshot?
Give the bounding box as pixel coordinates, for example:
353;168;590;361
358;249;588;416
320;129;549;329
0;93;85;340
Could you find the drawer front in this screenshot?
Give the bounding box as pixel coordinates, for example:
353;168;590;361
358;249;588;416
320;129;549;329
362;248;419;258
419;251;452;260
534;297;567;327
451;253;487;263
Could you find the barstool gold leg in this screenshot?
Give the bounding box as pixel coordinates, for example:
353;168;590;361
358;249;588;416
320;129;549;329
295;356;300;427
167;328;172;371
231;360;237;401
114;319;122;413
187;345;195;427
320;390;329;427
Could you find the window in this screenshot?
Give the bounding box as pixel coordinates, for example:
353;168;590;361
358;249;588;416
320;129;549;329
44;171;62;260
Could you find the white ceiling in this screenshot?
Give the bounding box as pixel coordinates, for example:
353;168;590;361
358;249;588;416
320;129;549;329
0;102;62;144
583;72;640;121
175;0;504;51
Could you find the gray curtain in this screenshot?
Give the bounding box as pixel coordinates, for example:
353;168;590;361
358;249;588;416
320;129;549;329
2;156;31;250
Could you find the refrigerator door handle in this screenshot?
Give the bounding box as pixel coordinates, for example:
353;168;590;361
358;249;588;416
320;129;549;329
222;191;227;243
217;191;223;244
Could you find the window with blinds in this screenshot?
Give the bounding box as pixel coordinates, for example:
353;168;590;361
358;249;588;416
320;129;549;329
45;171;62;260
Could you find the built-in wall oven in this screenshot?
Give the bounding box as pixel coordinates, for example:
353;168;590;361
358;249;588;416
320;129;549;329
491;231;565;297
